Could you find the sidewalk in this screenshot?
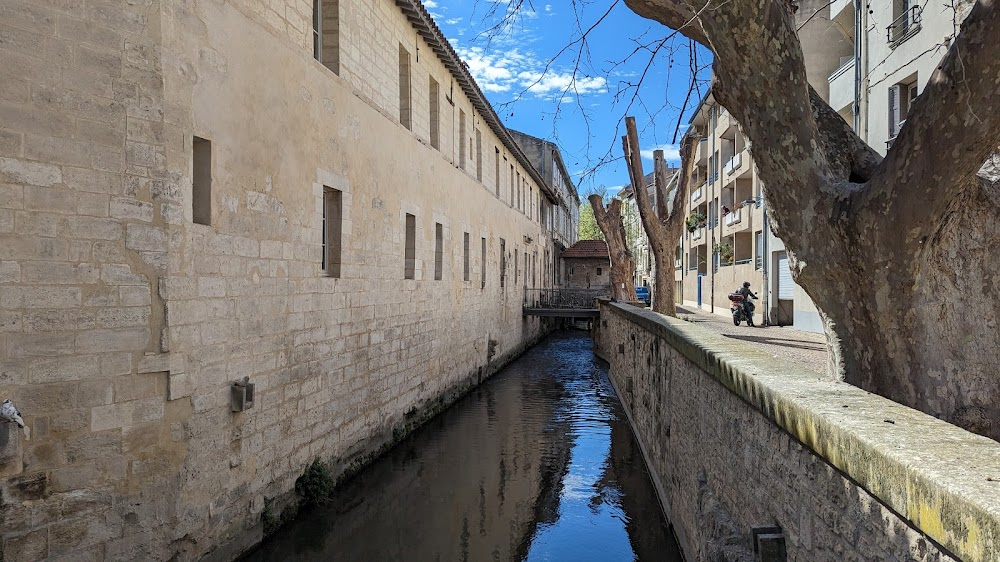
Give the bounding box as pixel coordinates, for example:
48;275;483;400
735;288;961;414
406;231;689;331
674;305;829;374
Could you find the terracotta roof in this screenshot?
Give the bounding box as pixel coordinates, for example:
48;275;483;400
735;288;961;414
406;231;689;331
563;239;610;259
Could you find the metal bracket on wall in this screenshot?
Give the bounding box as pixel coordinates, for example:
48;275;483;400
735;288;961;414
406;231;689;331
752;525;787;562
231;377;256;412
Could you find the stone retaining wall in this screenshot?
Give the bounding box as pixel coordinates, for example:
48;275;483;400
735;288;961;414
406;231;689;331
594;301;999;562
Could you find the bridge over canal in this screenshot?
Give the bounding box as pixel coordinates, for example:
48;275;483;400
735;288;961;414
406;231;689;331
522;288;607;318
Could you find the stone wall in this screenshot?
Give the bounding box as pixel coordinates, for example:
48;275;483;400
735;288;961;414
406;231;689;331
594;301;1000;562
0;0;571;559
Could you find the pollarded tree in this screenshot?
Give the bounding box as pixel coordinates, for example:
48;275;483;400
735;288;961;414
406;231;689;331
622;117;698;315
589;195;639;303
624;0;1000;438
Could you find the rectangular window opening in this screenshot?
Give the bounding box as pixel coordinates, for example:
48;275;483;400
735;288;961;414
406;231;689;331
404;213;416;279
313;0;340;74
481;237;487;289
476;130;483;181
500;238;506;288
192;136;212;226
322;186;343;278
399;46;412;130
429;78;440;149
495;149;501;195
459;110;466;169
434;222;443;280
463;232;470;281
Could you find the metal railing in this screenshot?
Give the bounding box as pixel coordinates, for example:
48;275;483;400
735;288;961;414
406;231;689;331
725;208;742;226
691;186;704;202
725;151;743;175
523;288;609;309
888;5;921;43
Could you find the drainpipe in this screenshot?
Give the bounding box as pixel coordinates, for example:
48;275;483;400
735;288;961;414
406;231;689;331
709;106;717;314
852;0;863;135
761;201;770;326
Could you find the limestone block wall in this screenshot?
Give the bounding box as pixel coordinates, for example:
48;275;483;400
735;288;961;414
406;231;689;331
594;302;1000;562
0;0;569;559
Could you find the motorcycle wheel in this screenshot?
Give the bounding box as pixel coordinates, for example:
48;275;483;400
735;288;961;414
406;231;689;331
732;315;740;326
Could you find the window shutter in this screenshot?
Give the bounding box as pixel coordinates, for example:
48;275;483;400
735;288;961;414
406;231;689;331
888;85;901;137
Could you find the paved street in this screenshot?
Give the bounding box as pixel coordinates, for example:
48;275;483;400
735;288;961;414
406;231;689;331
675;306;829;374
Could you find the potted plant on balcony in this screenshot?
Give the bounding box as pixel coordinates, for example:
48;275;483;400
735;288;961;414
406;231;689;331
686;212;707;233
713;242;734;264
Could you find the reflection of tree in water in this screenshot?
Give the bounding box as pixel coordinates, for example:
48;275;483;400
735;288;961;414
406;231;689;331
592;372;684;562
241;333;679;562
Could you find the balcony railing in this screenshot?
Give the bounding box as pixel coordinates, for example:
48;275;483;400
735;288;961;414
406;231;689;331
724;151;743;176
735;258;753;266
888;6;921;44
691;185;704;202
523;288;609;309
724;207;742;226
691;227;703;240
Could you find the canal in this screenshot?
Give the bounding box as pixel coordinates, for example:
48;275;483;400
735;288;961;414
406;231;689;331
244;331;684;561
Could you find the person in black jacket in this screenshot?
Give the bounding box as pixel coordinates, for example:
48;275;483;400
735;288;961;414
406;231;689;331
736;281;758;318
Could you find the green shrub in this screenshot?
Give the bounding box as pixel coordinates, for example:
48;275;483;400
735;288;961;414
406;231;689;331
295;458;334;507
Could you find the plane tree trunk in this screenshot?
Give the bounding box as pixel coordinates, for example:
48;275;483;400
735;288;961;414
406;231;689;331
622;117;699;315
623;0;1000;439
589;195;639;303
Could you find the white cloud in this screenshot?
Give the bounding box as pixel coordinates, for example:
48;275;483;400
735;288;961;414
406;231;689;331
544;4;552;11
424;0;438;7
445;17;462;25
456;46;608;100
640;143;681;163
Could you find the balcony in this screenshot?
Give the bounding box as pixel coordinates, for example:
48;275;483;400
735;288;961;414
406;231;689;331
888;6;922;45
828;56;855;115
830;0;853;21
691;183;705;203
724;207;742;226
724;151;743;176
691;227;703;241
695;137;709;164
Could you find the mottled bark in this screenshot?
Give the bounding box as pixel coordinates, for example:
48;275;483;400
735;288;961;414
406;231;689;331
622;117;698;315
623;0;1000;439
589;195;639;302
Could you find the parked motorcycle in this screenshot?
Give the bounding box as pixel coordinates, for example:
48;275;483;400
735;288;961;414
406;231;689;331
728;293;755;327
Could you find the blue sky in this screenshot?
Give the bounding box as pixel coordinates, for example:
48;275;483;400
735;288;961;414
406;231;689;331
428;0;713;196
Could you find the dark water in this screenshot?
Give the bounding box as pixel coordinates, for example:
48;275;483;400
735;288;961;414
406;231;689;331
244;331;684;562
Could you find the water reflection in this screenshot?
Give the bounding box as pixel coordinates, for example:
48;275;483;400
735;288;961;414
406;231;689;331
244;331;683;562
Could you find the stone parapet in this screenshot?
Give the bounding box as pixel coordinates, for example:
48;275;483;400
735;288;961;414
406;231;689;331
594;301;999;561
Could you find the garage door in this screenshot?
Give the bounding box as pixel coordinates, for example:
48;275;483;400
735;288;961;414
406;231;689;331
777;252;794;300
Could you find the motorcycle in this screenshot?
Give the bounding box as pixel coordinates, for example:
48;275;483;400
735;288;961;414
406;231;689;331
728;293;756;327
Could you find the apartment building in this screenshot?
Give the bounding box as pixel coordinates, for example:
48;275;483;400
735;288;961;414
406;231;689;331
825;0;970;152
0;0;578;558
672;0;849;331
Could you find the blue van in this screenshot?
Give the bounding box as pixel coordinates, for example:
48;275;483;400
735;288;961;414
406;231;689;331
634;286;651;306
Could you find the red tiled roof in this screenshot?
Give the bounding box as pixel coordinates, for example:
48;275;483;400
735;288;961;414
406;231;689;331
563;239;609;258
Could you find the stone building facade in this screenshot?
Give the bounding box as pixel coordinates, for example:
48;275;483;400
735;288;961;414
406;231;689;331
0;0;578;559
562;240;611;291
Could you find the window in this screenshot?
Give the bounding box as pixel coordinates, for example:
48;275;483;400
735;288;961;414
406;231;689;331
463;232;470;281
889;0;921;43
509;164;514;205
399;46;412;129
481;237;487;289
459;110;466;169
888;77;917;143
495;149;501;195
476;130;483;181
322;187;342;277
404;213;416;279
313;0;339;73
597;267;603;276
516;172;521;210
434;222;443;280
429;78;440;149
192;136;211;225
500;238;506;287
